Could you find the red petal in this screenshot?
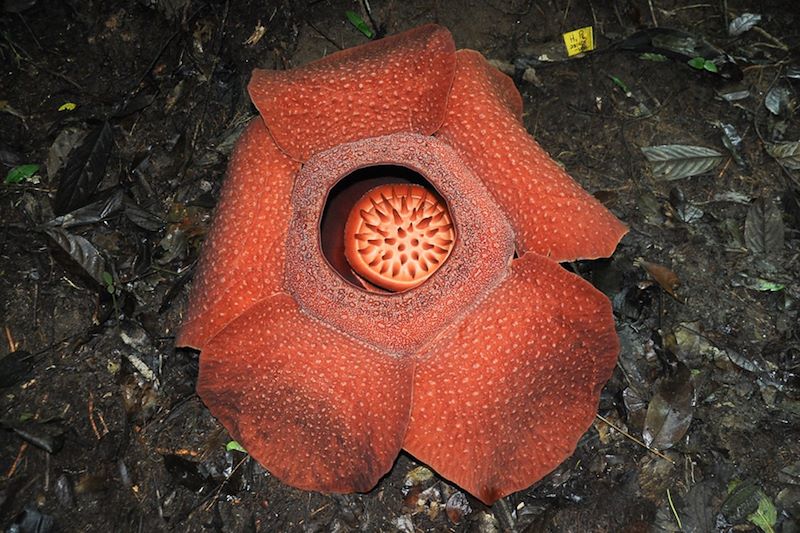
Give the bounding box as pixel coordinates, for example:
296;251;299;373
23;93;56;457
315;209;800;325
198;293;413;493
248;24;455;161
403;252;619;504
436;50;627;261
176;119;300;350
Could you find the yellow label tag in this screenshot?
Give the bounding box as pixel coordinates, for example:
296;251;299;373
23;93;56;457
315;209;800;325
58;102;77;111
563;26;594;56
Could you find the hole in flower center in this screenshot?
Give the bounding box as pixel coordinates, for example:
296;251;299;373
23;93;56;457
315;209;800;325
319;166;455;292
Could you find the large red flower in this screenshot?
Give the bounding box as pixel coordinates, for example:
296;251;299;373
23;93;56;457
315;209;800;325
177;25;627;504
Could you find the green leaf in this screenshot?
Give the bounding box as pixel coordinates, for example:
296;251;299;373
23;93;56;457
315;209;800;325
226;440;247;453
5;164;39;184
639;52;668;62
608;75;630;94
345;10;374;39
101;271;115;294
688;57;718;72
746;277;784;292
688;57;706;69
747;494;777;533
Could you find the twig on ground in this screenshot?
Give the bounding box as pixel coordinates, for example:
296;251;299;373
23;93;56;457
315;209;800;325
596;414;676;464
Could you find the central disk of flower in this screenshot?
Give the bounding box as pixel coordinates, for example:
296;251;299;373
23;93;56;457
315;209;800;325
343;184;454;291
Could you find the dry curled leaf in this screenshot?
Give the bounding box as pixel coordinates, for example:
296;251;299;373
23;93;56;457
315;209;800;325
638;259;681;300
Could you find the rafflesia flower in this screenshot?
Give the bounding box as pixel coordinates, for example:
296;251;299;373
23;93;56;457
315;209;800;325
177;24;627;504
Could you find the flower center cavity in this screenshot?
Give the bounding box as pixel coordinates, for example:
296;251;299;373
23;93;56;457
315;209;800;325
319;165;455;292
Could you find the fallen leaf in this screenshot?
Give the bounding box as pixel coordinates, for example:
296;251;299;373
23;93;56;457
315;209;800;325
764;84;792;116
642;362;694;450
744;198;784;254
445;491;471;524
46;127;87;179
641;144;724;181
53;121;113;216
44;227;107;286
728;13;761;36
720;480;766;526
46;188;124;229
765;141;800;170
718;122;746;167
638;259;681;300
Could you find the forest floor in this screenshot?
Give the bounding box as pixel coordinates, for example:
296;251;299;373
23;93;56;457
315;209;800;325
1;0;799;531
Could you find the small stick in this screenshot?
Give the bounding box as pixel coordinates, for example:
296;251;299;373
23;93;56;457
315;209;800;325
6;442;29;478
648;0;659;27
4;325;17;352
97;410;109;437
667;488;683;529
596;414;676;464
88;392;102;440
752;26;789;51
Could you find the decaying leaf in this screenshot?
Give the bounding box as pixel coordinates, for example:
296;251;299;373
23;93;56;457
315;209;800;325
718;89;750;102
764;84;792;116
744;198;784;254
669;187;704;223
124;200;165;232
641;144;724;181
0;350;34;388
46;126;87;179
638;259;682;300
46;189;124;229
720;480;769;527
623;386;647;430
53;120;113;216
642;362;694;450
718;122;746;167
728;13;761;36
445;491;471;524
44;227;107;286
680;482;719;533
652;482;718;533
765;141;800;170
403;466;434;491
713;191;751;204
243;21;267;46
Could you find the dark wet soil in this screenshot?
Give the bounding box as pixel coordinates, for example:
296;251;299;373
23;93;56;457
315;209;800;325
2;1;799;532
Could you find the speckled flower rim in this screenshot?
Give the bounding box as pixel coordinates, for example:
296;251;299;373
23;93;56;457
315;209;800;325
284;132;516;355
